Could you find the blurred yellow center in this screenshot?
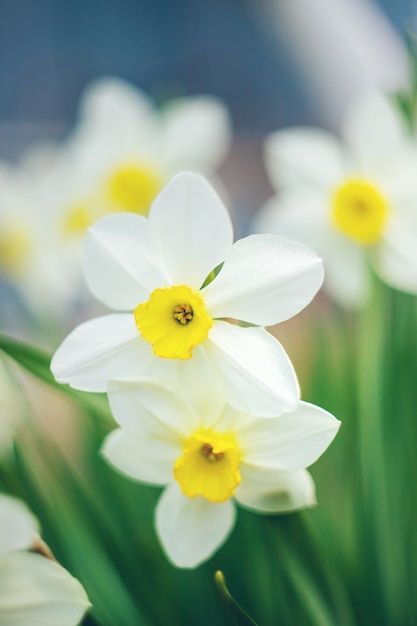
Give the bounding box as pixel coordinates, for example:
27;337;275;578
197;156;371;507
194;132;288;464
0;227;32;276
331;179;388;245
62;202;93;236
174;429;241;503
134;285;213;359
107;162;164;215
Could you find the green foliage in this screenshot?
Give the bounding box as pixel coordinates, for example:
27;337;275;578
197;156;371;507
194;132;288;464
2;274;417;625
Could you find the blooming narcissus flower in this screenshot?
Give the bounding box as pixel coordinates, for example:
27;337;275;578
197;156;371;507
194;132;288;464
102;370;340;568
0;493;90;625
43;75;232;235
51;172;324;417
254;91;417;308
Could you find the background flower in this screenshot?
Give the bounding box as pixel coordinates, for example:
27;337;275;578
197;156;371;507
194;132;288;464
0;77;232;325
0;493;90;625
253;91;417;308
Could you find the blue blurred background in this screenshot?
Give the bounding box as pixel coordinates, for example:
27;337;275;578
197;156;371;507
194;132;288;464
0;0;414;137
0;0;415;231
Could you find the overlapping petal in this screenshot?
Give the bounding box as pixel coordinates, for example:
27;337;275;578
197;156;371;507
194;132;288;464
0;495;39;558
203;322;299;417
107;378;199;437
149;173;233;288
102;428;178;486
235;468;316;513
203;233;324;325
240;401;340;470
155;482;236;569
253;192;330;256
0;552;90;626
83;213;168;310
51;314;175;392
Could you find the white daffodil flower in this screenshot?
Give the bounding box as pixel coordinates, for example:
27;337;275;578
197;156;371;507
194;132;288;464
51;172;324;417
254;91;417;308
102;373;340;569
0;77;231;319
43;76;232;236
0;493;90;625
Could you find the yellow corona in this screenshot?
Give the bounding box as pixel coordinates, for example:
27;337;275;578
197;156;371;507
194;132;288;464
134;285;213;359
174;429;241;503
331;178;389;245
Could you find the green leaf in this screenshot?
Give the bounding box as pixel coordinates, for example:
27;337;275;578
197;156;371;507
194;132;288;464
0;333;109;419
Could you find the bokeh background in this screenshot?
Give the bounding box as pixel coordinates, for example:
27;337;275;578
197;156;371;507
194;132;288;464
0;0;413;217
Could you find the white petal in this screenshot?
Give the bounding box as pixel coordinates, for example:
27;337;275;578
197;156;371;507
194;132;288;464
0;495;39;558
254;190;370;309
0;552;90;626
342;91;409;175
149;172;233;288
252;192;329;255
102;428;178;486
321;236;370;308
265;127;345;191
235;468;316;513
155;482;236;569
83;213;168;310
107;378;198;437
176;348;226;425
51;314;175;392
241;401;340;470
204;322;299;417
203;234;323;325
161;96;231;173
375;221;417;294
77;76;157;146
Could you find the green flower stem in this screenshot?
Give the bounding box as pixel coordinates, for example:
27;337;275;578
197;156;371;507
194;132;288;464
217;509;355;626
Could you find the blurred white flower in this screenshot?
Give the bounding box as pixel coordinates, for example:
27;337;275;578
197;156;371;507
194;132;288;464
260;0;407;128
0;76;232;318
0;493;90;625
51;172;323;417
41;76;232;235
102;372;340;568
254;92;417;307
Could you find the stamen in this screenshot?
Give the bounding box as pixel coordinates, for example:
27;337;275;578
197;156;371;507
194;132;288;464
201;443;224;463
173;303;193;325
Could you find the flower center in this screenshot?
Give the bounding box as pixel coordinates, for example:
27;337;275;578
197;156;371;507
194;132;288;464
62;202;93;236
0;226;32;276
331;178;389;245
107;162;164;215
134;285;213;360
174;429;241;503
173;303;193;325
